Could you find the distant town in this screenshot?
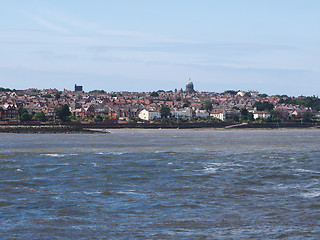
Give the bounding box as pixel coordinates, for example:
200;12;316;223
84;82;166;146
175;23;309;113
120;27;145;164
1;80;320;124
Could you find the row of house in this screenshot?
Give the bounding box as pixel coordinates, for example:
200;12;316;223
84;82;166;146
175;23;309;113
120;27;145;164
0;87;318;122
138;107;273;121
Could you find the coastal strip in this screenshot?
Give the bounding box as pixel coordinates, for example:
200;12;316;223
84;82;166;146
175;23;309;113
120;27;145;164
0;122;319;133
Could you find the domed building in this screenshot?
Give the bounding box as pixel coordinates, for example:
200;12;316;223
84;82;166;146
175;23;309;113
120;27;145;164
185;78;195;93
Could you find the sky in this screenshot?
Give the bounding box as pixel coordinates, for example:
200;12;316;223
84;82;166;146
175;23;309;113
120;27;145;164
0;0;319;96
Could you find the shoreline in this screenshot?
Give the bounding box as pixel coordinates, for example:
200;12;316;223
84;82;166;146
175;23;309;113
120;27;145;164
0;122;319;133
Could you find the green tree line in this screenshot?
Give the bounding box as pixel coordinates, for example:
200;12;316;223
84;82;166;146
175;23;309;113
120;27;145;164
279;97;320;111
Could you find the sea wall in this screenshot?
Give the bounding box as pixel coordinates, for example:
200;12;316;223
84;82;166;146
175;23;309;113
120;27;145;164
0;125;89;134
78;122;319;129
0;122;318;132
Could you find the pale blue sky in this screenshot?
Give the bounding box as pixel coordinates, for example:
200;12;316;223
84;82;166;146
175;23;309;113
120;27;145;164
0;0;319;96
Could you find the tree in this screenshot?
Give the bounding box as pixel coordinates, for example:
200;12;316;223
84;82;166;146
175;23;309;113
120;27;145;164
90;90;106;93
18;108;28;117
265;110;281;122
35;111;47;122
244;92;252;97
20;112;32;121
240;108;248;120
55;104;71;122
223;90;237;95
253;101;274;111
240;108;253;121
232;115;240;122
302;112;314;122
150;91;159;97
94;115;103;122
160;106;171;118
279;96;320;111
0;87;12;92
182;99;190;108
248;112;254;121
203;100;213;112
270;110;280;119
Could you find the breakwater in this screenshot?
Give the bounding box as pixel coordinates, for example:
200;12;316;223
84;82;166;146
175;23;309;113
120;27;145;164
0;125;89;134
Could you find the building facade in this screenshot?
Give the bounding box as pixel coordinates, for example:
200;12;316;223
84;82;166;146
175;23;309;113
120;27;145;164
74;84;83;92
138;109;161;121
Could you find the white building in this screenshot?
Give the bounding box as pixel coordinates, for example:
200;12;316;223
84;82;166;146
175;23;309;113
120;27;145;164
195;109;210;118
171;108;192;118
210;109;225;121
138;109;161;121
249;90;259;97
237;91;245;97
253;111;271;119
210;109;240;121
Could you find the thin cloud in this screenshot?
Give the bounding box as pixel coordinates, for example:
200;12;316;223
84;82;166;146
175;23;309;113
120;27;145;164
32;8;158;38
23;10;70;34
30;8;202;44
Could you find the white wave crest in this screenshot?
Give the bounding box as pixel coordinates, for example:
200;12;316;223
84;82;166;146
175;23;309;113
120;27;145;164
302;190;320;198
84;191;103;195
262;155;284;159
203;167;218;173
296;168;320;174
41;153;65;157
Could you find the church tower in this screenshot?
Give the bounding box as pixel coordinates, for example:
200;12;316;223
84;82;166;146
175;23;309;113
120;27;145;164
185;78;195;93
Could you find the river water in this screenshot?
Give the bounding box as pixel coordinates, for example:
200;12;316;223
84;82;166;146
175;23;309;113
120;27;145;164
0;129;319;239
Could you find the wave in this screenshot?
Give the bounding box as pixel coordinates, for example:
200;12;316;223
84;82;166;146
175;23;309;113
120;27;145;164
262;155;285;159
302;190;320;198
295;168;320;174
95;151;125;155
210;162;243;167
202;167;218;174
34;163;70;167
116;190;142;195
41;153;66;157
83;191;103;195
